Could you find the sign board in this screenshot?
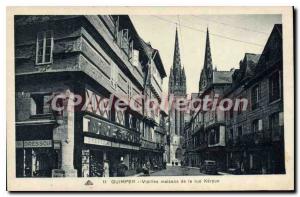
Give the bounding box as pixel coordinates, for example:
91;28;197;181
84;136;112;147
17;140;53;148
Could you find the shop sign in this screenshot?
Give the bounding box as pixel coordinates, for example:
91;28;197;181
23;140;52;148
84;136;111;147
111;142;119;148
119;143;139;150
119;143;132;150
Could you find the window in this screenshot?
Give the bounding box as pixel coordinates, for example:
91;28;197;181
237;126;243;138
209;129;219;145
269;72;281;102
252;119;262;133
237;97;244;114
30;94;52;115
36;31;53;65
269;113;282;138
110;65;118;89
251;85;260;110
229;107;234;119
229;129;233;140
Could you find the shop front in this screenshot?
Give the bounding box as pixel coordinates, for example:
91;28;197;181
80;138;140;177
16;124;60;177
80;115;141;177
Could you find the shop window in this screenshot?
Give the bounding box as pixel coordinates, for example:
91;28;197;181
269;71;281;102
251;85;260;110
36;30;53;65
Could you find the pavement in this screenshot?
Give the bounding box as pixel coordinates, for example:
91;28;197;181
149;166;205;176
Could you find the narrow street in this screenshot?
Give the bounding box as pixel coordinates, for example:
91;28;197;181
150;166;205;176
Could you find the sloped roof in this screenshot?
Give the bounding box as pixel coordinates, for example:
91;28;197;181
255;24;282;74
139;38;167;78
213;70;234;84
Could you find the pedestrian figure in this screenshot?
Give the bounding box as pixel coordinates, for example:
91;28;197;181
142;163;149;176
103;160;109;177
116;157;128;177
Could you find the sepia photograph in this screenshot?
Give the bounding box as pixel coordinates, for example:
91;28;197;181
6;6;294;191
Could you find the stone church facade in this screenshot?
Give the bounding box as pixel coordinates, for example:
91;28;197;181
167;29;187;166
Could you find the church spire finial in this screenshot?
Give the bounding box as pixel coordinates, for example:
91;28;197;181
173;28;181;70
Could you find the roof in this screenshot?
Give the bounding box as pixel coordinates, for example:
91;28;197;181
238;53;261;79
254;24;282;74
212;70;234;84
139;39;167;78
245;53;261;63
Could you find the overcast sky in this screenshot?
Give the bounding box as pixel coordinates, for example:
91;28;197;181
130;15;282;95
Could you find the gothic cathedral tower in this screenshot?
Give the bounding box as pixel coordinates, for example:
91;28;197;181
199;28;213;93
168;28;186;166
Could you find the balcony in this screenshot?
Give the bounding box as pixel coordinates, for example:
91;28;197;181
141;139;164;152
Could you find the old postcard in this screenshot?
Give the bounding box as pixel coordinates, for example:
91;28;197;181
6;6;294;191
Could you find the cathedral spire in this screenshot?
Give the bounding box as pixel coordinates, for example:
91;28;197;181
203;28;213;74
169;28;186;96
172;28;181;71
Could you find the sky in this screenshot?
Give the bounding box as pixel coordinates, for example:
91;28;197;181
129;14;282;95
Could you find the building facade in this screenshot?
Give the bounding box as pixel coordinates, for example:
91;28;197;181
183;25;285;174
225;24;285;174
185;29;234;170
15;15;167;177
167;29;187;166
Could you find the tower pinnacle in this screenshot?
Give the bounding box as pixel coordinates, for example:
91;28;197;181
203;28;213;77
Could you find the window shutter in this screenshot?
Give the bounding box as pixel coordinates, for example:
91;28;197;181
114;16;119;41
83;117;90;132
121;29;129;49
132;49;139;67
258;119;263;131
279;112;284;126
129;40;134;60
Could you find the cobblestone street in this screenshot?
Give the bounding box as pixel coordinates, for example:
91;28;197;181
150;166;205;176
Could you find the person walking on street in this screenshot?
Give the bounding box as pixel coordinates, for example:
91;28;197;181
116;157;128;177
103;160;110;177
